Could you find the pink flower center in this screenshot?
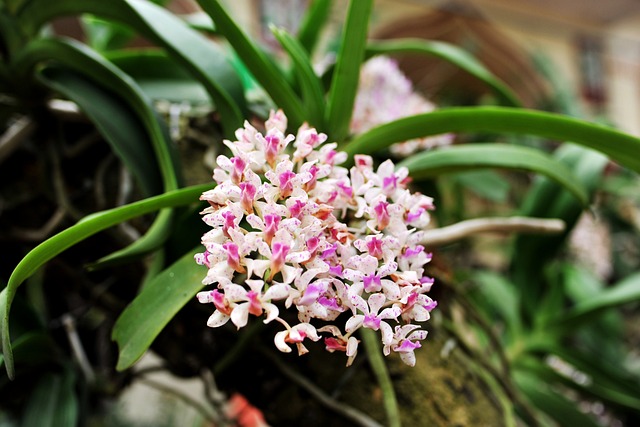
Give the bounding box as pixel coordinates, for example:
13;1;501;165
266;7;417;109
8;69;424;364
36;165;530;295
265;134;280;166
325;149;337;165
289;199;305;219
306;236;320;254
383;175;398;194
325;337;347;352
239;182;256;214
223;242;244;273
319;296;341;311
246;290;263;316
396;339;421;353
230;157;246;184
363;313;381;330
337;181;353;198
363;274;382;292
222;211;236;237
374;201;390;230
403;245;424;258
278;170;296;198
366;237;384;259
406;208;425;223
305;164;320;192
263;214;281;244
211;290;232;315
271;242;290;277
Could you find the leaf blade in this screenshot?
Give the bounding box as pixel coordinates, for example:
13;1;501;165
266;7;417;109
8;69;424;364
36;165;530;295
366;39;521;106
297;0;333;55
17;0;245;136
325;0;373;141
398;143;588;206
112;249;205;370
1;184;211;379
195;0;305;127
555;272;640;330
343;107;640;175
271;26;325;129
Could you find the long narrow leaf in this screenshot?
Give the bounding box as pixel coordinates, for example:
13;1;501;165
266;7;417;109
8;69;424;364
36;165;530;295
511;145;608;312
196;0;305;127
516;357;640;412
271;26;325;129
398;143;588;206
325;0;372;142
112;248;204;370
15;37;180;266
21;372;78;427
1;183;211;379
366;39;520;107
514;370;601;427
297;0;333;55
15;39;178;192
343;107;640;174
555;272;640;330
17;0;245;136
107;49;210;104
39;67;162;196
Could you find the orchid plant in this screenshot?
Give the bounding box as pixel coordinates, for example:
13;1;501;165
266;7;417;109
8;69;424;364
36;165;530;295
2;0;640;425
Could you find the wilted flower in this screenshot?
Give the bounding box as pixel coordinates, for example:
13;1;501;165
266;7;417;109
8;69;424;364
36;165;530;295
195;110;437;366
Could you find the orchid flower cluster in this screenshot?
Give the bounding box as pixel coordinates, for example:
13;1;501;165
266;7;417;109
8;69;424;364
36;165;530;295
351;56;454;157
195;110;437;367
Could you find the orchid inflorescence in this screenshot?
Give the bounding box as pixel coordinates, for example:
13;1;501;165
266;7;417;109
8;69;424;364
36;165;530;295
195;110;437;367
351;56;454;157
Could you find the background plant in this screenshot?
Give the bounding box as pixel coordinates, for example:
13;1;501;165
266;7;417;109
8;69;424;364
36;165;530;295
1;0;640;425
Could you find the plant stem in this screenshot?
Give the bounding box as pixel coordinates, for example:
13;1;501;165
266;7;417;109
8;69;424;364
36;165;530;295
360;328;401;427
423;216;565;247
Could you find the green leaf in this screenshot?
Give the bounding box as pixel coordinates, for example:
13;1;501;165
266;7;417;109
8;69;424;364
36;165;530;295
398;143;588;206
454;170;510;203
343;107;640;174
112;249;205;370
325;0;372;142
1;183;211;379
472;271;521;336
513;370;601;427
555;272;640;330
20;371;78;427
271;26;325;129
17;0;245;136
516;356;640;412
297;0;333;55
366;39;521;107
82;15;134;52
0;331;52;370
511;145;609;312
360;328;400;427
196;0;305;128
538;345;640;401
15;37;181;266
15;38;179;193
38;66;163;196
107;49;210;104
